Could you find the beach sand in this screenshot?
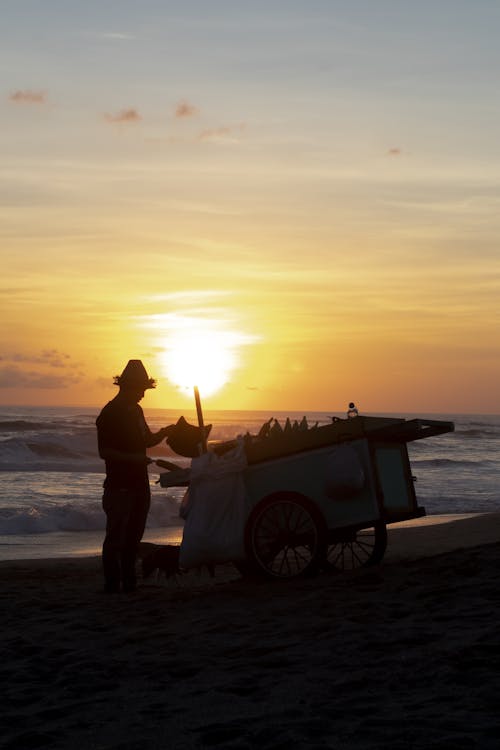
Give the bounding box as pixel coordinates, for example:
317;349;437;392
2;514;500;750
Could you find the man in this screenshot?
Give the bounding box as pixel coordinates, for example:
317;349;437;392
96;360;173;593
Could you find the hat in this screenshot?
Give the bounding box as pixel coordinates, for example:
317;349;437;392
166;415;212;457
113;360;156;389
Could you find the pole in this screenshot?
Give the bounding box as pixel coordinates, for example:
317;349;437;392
193;385;208;453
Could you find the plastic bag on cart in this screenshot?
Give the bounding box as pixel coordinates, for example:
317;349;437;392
179;440;248;569
324;443;365;499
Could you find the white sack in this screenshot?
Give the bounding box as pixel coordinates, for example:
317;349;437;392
179;440;248;569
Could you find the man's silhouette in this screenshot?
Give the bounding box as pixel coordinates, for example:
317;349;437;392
96;360;174;593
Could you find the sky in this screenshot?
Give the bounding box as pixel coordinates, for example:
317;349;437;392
1;0;500;414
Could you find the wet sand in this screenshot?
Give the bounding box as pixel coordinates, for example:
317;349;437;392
2;513;500;749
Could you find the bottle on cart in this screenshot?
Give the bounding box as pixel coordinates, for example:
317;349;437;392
347;402;359;418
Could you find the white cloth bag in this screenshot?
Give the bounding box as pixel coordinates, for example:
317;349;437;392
179;440;248;569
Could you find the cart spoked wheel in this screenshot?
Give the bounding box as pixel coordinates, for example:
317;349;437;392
325;521;387;572
245;492;327;579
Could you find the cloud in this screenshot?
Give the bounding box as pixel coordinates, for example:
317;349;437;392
0;350;84;388
1;349;71;369
104;108;142;123
0;365;81;389
198;123;246;143
9;90;47;104
388;148;402;156
41;349;72;368
175;100;199;118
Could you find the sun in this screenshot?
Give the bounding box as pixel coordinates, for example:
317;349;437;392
161;329;238;397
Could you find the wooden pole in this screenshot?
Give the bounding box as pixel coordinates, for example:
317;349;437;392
193;385;208;453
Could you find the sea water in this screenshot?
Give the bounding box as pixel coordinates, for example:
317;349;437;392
0;405;499;560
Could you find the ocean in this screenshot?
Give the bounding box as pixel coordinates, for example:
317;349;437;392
0;405;499;561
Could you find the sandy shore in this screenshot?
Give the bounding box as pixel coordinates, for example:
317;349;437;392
2;513;500;750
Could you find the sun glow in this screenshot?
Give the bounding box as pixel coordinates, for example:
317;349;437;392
161;328;238;398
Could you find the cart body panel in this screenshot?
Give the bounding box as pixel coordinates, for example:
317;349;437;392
372;441;422;522
242;438;382;530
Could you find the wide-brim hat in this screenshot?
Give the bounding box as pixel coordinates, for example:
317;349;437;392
166;416;212;457
113;360;156;389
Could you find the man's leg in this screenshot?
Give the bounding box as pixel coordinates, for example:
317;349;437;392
121;488;151;591
102;489;133;592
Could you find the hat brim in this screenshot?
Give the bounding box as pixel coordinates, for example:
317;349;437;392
113;375;156;389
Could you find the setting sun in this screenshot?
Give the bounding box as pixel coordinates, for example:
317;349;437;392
162;332;235;397
160;321;247;398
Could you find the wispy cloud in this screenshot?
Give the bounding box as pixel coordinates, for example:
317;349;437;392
198;123;246;143
103;108;142;124
1;349;71;369
9;89;47;104
387;147;402;156
0;365;84;389
0;350;84;388
175;100;199;118
144;290;233;304
136;311;260;346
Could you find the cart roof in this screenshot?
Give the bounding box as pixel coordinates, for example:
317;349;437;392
213;415;454;465
364;418;454;443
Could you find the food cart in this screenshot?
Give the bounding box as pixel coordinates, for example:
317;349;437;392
159;415;454;579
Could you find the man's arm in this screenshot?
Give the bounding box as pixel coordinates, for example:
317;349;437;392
144;424;176;448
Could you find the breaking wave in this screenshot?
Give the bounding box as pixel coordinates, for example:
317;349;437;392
0;493;182;536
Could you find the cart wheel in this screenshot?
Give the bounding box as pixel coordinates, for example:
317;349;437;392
245;492;327;579
325;522;387;571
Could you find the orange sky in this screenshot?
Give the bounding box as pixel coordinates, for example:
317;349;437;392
1;2;500;413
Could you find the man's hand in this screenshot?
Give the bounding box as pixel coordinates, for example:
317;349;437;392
159;424;176;440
